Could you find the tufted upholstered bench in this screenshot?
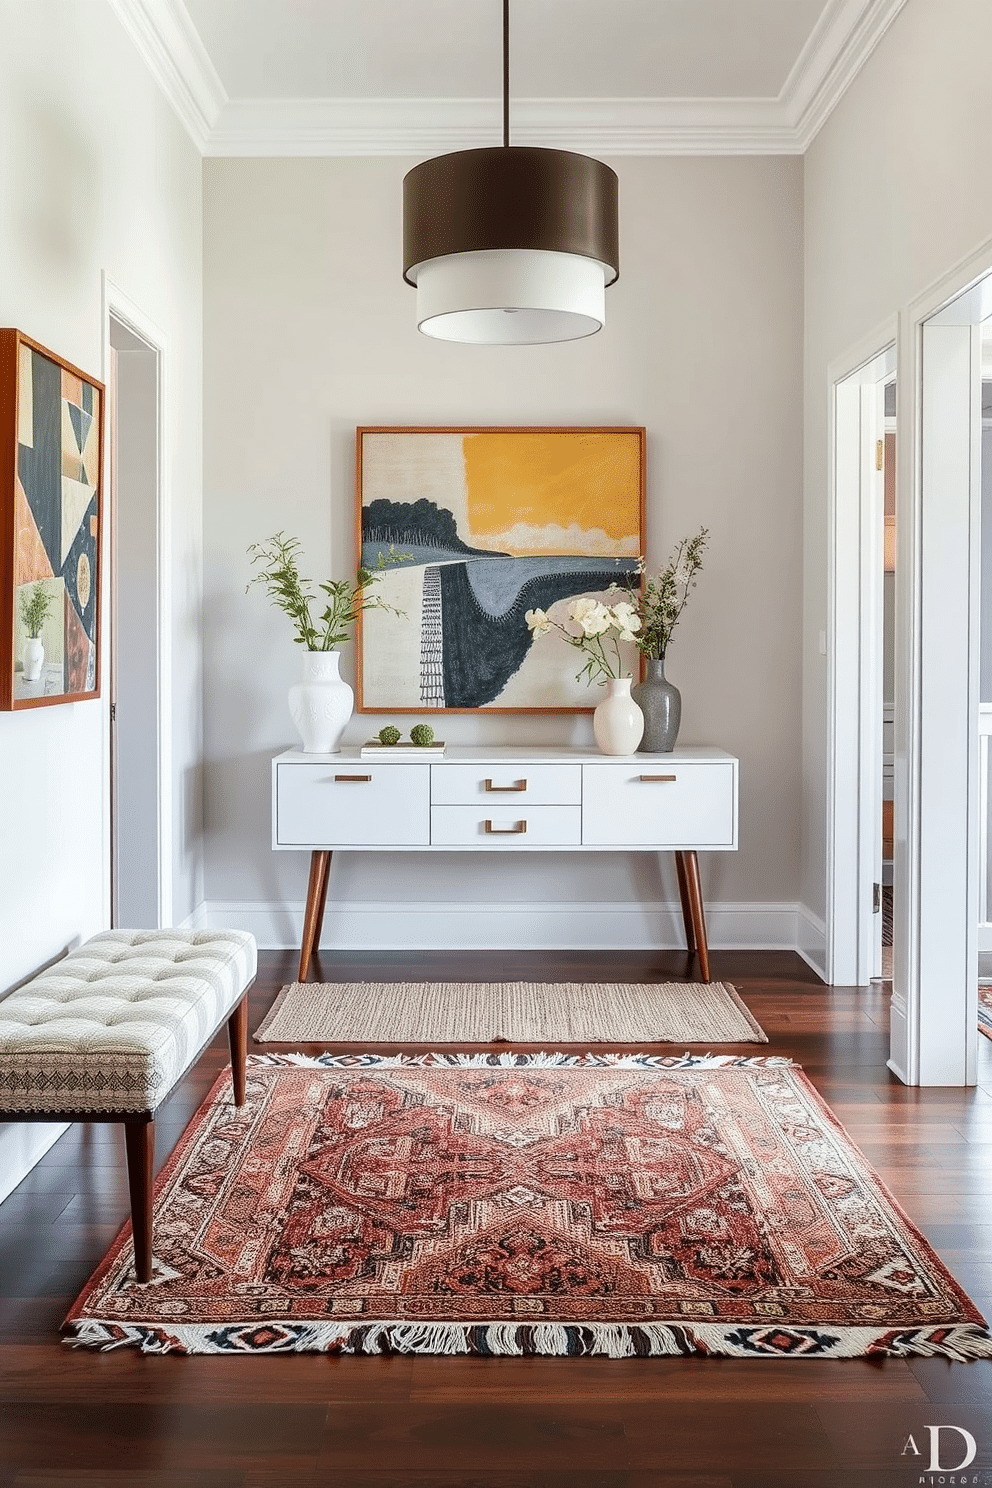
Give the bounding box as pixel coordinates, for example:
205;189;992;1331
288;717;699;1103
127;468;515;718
0;928;257;1282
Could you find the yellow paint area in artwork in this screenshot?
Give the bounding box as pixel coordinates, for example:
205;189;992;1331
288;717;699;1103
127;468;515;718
76;551;91;610
462;431;641;554
18;344;33;447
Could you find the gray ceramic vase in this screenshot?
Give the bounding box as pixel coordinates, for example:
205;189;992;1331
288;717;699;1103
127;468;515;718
631;656;681;753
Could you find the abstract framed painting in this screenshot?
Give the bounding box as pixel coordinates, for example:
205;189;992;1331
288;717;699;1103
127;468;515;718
0;329;104;710
356;426;644;713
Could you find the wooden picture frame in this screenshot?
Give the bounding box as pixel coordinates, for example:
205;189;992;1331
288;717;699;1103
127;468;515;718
356;426;645;713
0;329;105;710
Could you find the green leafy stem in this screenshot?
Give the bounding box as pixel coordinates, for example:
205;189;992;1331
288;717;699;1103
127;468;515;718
247;532;410;651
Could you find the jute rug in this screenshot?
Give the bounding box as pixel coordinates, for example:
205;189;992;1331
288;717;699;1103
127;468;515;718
253;980;768;1045
65;1053;991;1359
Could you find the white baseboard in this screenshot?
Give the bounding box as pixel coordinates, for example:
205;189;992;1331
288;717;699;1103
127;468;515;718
196;898;803;952
795;903;828;981
176;902;208;931
888;988;909;1083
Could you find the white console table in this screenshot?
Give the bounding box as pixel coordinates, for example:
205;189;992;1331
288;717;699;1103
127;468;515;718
272;745;738;983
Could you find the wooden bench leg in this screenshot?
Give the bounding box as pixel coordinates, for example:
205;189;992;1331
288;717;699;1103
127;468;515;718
124;1118;155;1283
681;850;711;984
299;849;331;982
228;994;247;1106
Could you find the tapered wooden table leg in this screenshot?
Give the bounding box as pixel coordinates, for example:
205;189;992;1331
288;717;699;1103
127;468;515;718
674;850;696;955
314;852;332;949
681;849;711;983
299;849;331;982
124;1118;155;1283
227;995;247;1106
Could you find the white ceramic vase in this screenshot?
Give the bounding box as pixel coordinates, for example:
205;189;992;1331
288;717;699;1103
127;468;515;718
593;677;644;755
22;637;44;683
288;649;353;754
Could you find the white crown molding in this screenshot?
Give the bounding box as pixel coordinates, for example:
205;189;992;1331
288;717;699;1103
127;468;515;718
205;96;801;158
782;0;909;151
106;0;227;152
111;0;908;156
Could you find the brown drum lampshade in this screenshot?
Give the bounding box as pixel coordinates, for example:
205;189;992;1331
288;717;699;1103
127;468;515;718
401;5;619;344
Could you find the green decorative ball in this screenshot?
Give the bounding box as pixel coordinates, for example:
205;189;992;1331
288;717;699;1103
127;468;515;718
377;725;401;746
409;723;435;747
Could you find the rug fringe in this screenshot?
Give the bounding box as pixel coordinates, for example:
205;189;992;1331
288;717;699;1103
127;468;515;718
249;1051;793;1070
62;1318;992;1361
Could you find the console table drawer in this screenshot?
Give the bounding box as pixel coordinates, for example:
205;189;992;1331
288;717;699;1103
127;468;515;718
276;764;429;846
431;763;581;806
431;804;582;847
582;762;736;847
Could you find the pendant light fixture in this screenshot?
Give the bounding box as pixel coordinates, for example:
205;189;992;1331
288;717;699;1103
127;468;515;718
402;0;619;345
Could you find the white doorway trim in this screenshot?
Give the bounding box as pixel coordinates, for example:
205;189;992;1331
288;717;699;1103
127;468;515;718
826;319;896;990
101;275;172;928
891;239;992;1086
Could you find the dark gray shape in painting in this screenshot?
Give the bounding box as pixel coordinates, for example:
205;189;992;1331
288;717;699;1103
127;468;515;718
362;499;504;567
67;403;92;455
17;351;62;576
439;561;639;709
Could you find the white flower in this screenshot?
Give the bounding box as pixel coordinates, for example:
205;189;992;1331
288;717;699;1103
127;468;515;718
568;597;612;636
525;607;552;637
568;596;596;625
609;601;641;635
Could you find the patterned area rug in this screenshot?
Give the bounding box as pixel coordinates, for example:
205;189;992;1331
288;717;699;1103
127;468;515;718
253;980;767;1044
65;1054;992;1359
980;984;992;1041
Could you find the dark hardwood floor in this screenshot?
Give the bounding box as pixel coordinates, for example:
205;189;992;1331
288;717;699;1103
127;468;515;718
2;947;991;1486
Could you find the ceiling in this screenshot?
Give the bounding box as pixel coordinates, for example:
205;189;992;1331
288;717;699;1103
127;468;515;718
109;0;907;155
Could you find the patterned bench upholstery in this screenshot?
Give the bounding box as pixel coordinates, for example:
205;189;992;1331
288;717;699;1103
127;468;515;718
0;929;256;1114
0;928;257;1282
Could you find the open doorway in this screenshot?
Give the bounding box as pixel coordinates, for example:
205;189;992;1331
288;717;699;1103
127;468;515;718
829;243;992;1084
105;291;168;929
898;265;988;1085
827;338;895;992
879;376;896;983
976;333;992;1035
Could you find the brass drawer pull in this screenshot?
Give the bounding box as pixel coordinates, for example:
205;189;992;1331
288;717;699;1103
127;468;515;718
334;774;372;782
484;778;527;793
639;774;677;782
484;819;527;834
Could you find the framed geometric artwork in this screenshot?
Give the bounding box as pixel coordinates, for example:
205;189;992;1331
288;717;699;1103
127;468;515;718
0;329;104;710
356;426;645;713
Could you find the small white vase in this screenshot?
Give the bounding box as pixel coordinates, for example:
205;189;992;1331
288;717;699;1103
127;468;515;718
22;636;44;683
288;650;353;754
593;677;644;756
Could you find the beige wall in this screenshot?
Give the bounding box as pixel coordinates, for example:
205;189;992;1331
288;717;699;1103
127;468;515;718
802;0;992;931
0;0;203;1194
202;155;804;939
